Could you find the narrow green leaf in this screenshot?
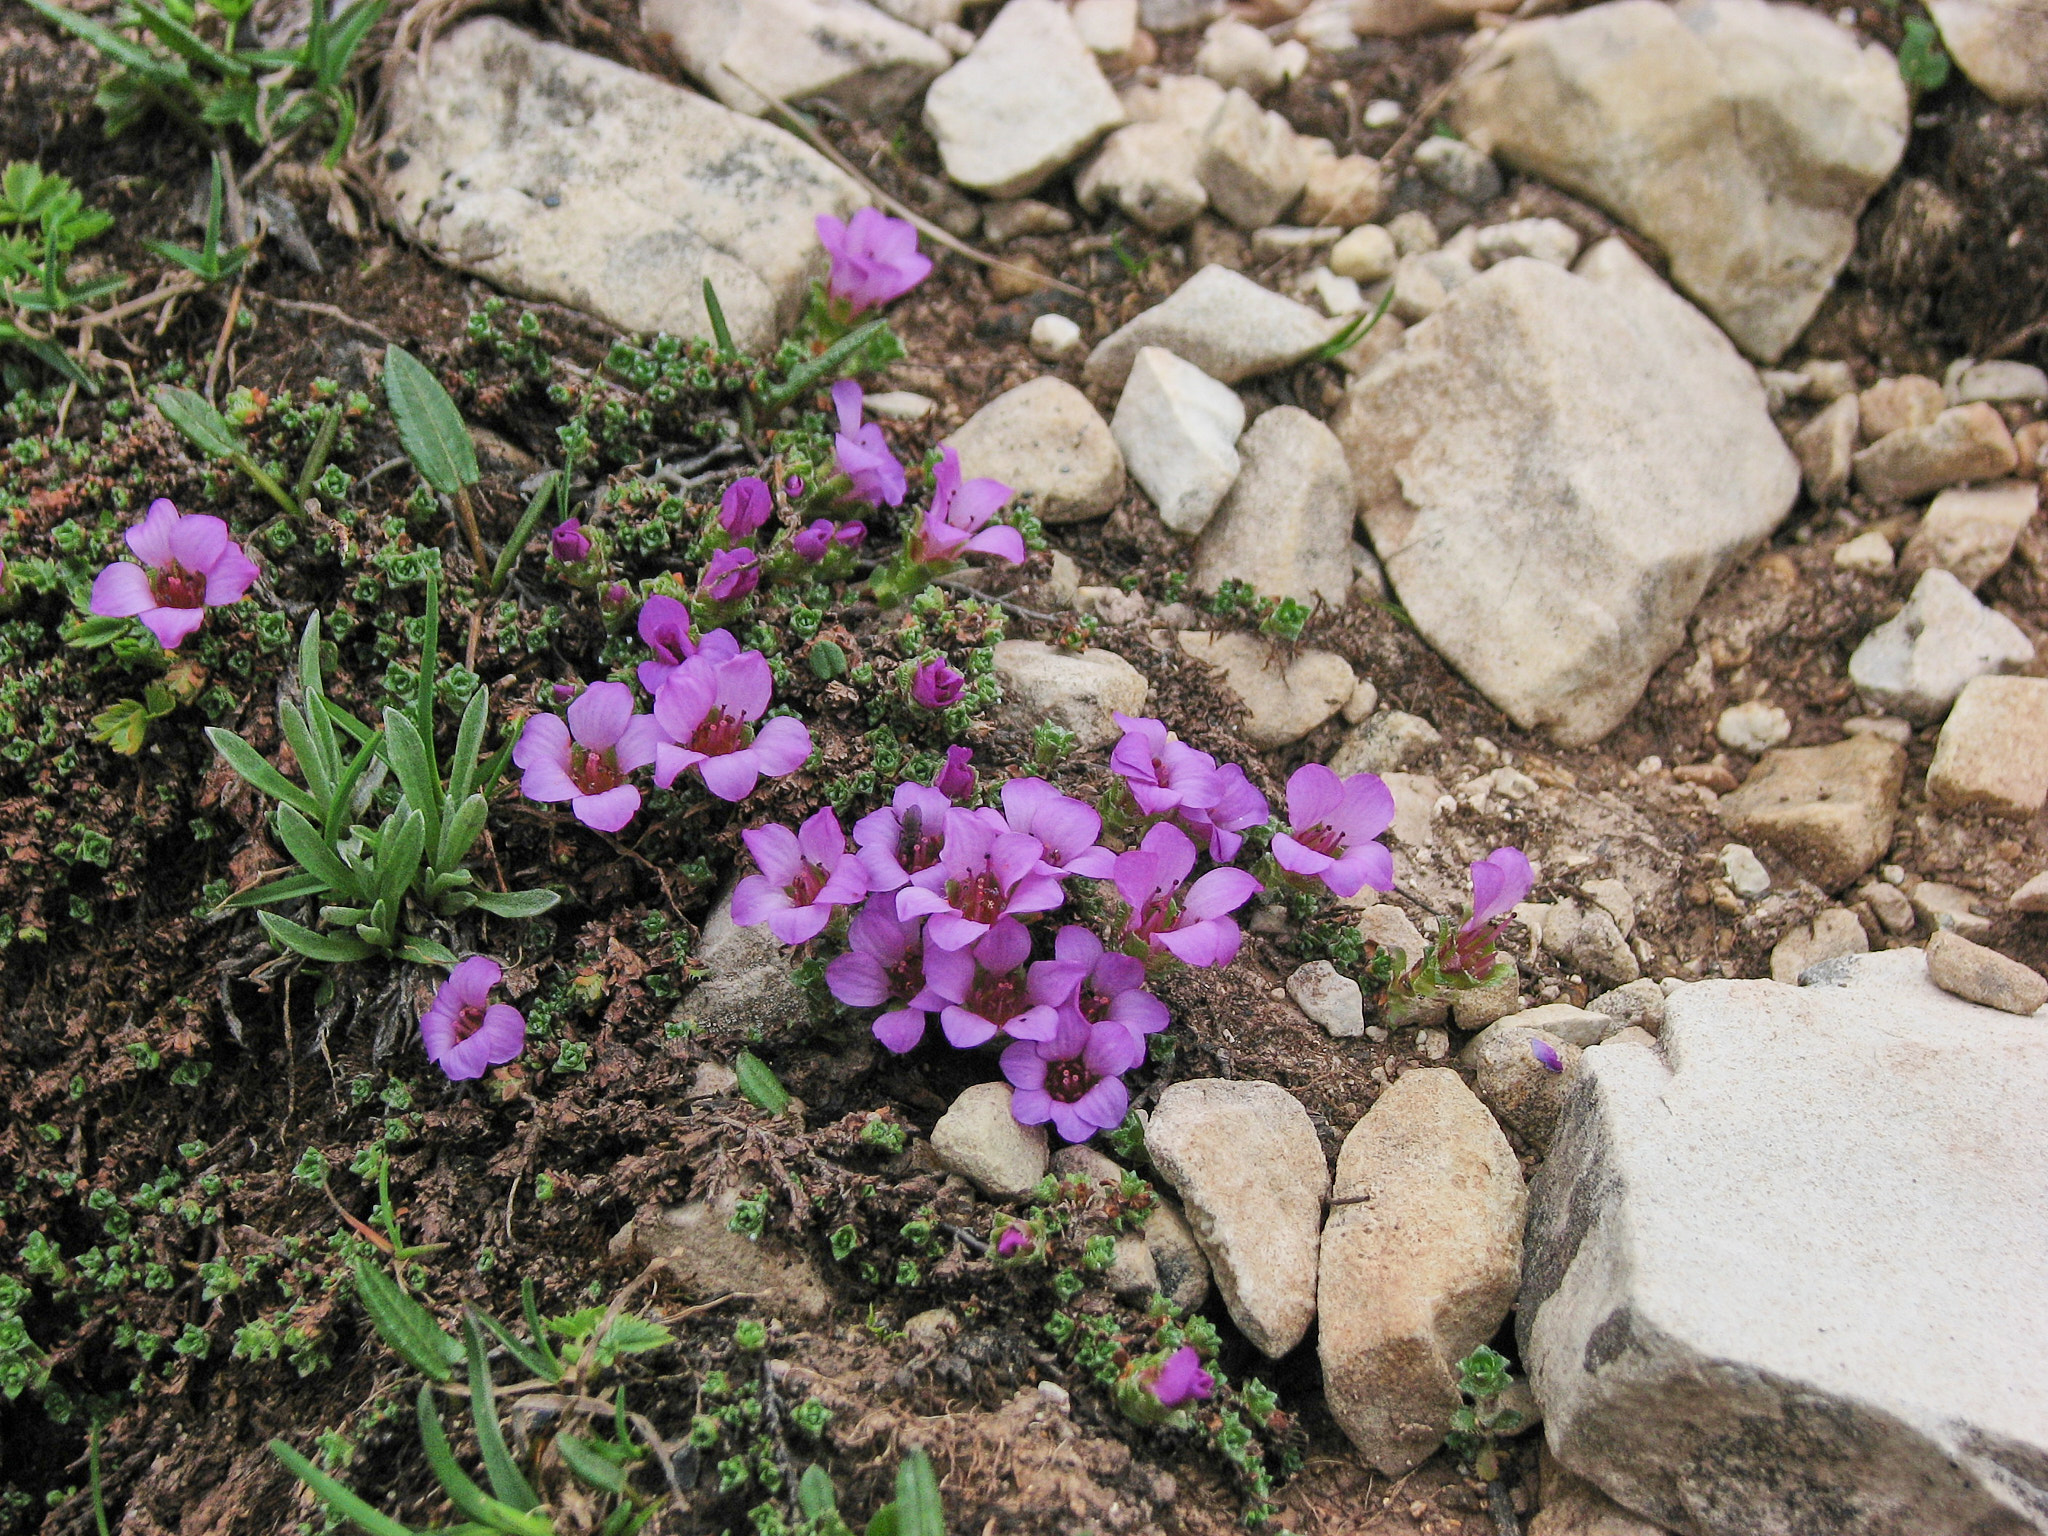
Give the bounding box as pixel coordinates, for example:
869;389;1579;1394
446;686;488;809
318;0;388;88
1312;283;1395;364
734;1050;790;1116
352;1257;461;1379
378;807;427;911
17;0;187;80
477;734;518;798
396;935;460;968
278;705;334;813
463;1313;542;1512
489;471;562;594
0;327;95;391
469;888;560;921
207;728;322;818
703;277;736;357
761;318;890;411
383;345;478;496
326;733;382;842
127;0;251;77
414;572;441;765
472;1303;563;1385
298;613;339;763
436;793;488;874
380;711;442;855
154;385;241;459
258;911;376;963
415;1388;556;1536
319;694;378;746
267;1441;420;1536
222;871;329;909
520;1279;562;1382
554;1434;626;1497
272;804;361;901
867;1505;900;1536
894;1450;946;1536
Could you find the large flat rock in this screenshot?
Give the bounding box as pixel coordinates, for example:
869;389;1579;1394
1452;0;1909;362
377;18;861;352
1520;948;2048;1536
641;0;951;118
1333;243;1798;747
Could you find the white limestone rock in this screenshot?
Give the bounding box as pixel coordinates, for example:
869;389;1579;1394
1452;0;1909;362
1084;264;1336;390
1190;406;1356;609
1333;243;1798;746
1197;88;1311;230
922;0;1126;198
1929;0;2048;108
1848;567;2035;725
944;377;1125;524
1521;948;2048;1535
1077;123;1209;234
376;18;862;354
1176;631;1356;747
1111;347;1246;535
641;0;951;117
992;641;1150;751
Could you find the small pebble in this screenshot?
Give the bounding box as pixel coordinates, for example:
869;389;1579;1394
1716;700;1791;756
1833;529;1895;574
1719;843;1771;899
864;390;935;421
1416;1027;1451;1061
1030;313;1083;360
1363;98;1404;129
1925;929;2048;1015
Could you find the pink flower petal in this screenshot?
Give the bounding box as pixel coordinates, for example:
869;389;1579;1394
167;512;229;575
567;680;635;750
89;562;155;618
139;605;207;649
126;499;179;567
572;784;640;832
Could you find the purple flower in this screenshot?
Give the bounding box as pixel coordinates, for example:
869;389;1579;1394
699;547;760;603
1465;847;1535;934
651;647;811;801
1030;925;1169;1048
1000;777;1114;880
920;918;1057;1046
911;657;965;710
732;805;870;945
995;1224;1030;1258
1109;714;1222;819
513;681;661;833
1175;762;1270;864
793;519;836;562
826;898;936;1052
894;807;1066;951
1531;1038;1564;1073
636;596;740;694
1271;764;1396;899
786;475;805;498
420;956;528;1081
601;582;634;625
934;745;975;802
1002;1012;1140;1142
852;781;953;892
89;498;258;650
907;446;1024;566
720;476;773;539
833;381;906;509
1149;1346;1214;1409
550;518;592;563
1114;822;1263;969
816;208;933;315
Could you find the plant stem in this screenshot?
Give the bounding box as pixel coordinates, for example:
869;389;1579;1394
453;484;490;575
489;470;562;594
294;400;344;502
235;451;306;520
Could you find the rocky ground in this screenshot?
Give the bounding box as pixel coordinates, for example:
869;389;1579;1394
3;0;2047;1533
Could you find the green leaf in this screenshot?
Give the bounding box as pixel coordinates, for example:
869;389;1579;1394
267;1441;420;1536
17;0;189;82
703;277;736;357
520;1280;562;1381
315;0;388;88
734;1050;790;1116
154;385;241;459
258;911;376;963
545;1308;673;1368
415;1387;556;1536
272;803;361;901
469;888;560;921
435;793;488;872
396;935;460;968
798;1466;839;1519
0;324;96;390
1312;283;1395;364
126;0;251;77
761;318;891;411
352;1258;460;1379
377;807;427;910
446;686;489;809
222;871;329;909
489;471;562;593
327;732;382;842
206;728;321;818
383;345;478;496
893;1450;945;1536
867;1506;899;1536
471;1303;563;1386
554;1434;627;1496
279;703;335;812
380;710;442;856
1899;16;1951;92
90;699;150;756
414;572;441;761
463;1313;542;1512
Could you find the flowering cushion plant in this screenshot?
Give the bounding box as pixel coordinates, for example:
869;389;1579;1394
420;957;527;1081
89;498;258;650
513;681;662;833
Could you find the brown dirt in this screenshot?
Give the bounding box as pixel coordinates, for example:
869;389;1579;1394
2;3;2044;1536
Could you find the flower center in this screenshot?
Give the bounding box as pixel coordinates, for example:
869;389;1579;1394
1044;1057;1093;1103
898;808;944;876
690;707;751;758
1135;891;1177;937
451;1003;488;1044
1078;985;1111;1024
568;743;624;797
149;559;207;610
953;869;1008;925
965;970;1026;1028
885;946;922;1002
787;860;830;908
1296;823;1347;858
